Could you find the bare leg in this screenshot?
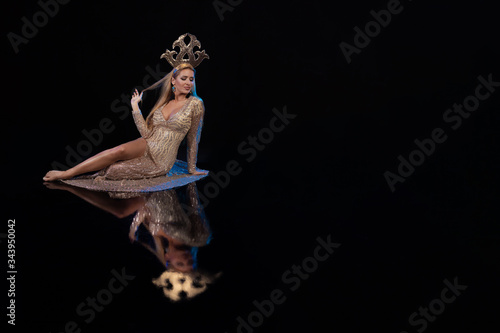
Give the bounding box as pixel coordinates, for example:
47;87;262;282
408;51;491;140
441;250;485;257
43;138;147;181
44;181;146;218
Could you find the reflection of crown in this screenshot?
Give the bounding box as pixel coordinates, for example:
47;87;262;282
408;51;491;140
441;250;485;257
152;269;222;302
161;33;209;68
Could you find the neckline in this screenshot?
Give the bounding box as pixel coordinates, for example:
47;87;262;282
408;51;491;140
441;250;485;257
159;96;193;122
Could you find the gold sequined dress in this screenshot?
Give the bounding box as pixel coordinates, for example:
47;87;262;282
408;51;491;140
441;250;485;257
131;182;211;248
61;95;208;192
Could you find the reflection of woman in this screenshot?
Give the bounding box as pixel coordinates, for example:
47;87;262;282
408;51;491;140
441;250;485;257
45;180;220;301
130;182;212;269
44;180;211;263
43;33;209;187
129;182;221;301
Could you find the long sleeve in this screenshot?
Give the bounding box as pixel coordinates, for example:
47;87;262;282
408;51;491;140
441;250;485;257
186;99;205;173
131;108;151;139
185;182;211;246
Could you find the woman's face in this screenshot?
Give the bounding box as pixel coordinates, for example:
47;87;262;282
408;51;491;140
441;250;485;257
172;69;195;95
165;246;194;273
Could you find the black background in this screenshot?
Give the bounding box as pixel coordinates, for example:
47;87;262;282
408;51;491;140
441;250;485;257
3;0;500;332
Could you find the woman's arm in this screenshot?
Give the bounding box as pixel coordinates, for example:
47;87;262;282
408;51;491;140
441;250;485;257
187;98;205;174
131;89;151;138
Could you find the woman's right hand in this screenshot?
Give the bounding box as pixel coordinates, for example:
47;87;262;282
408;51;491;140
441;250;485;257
131;89;143;107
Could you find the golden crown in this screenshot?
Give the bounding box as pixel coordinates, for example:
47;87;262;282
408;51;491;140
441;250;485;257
160;33;209;68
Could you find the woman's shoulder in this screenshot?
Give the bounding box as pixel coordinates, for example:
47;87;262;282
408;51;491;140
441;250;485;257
190;95;204;106
189;96;205;112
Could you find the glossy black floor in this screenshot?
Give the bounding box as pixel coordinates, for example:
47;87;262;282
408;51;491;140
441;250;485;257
4;0;500;332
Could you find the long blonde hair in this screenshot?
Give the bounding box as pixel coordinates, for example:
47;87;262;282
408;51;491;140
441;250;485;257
141;63;198;129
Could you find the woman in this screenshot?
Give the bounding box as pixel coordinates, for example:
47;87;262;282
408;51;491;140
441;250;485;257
43;62;207;186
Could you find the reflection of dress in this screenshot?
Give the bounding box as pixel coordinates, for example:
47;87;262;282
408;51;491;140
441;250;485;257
62;95;209;192
132;183;211;247
131;182;219;302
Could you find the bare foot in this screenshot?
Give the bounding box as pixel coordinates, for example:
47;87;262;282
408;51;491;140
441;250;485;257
43;170;72;182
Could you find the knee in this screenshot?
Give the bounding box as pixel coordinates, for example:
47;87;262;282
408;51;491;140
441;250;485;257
110;145;127;160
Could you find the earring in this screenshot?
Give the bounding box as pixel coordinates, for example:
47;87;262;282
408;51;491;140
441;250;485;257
172;85;176;92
